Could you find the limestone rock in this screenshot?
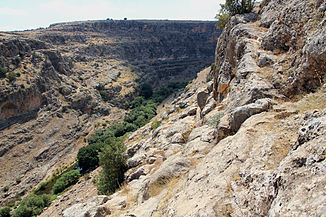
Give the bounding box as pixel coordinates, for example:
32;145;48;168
201;96;216;117
236;53;259;79
230;98;274;132
257;52;276;67
149;154;192;184
197;91;209;111
62;196;110;217
179;106;197;119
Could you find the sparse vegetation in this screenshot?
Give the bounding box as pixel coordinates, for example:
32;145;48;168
207;112;225;127
13;194;51;217
216;12;230;29
13;56;21;65
96;137;127;194
292;91;326;112
206;75;213;82
210;62;215;71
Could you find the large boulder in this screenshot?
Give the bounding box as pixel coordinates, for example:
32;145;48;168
230;98;275;132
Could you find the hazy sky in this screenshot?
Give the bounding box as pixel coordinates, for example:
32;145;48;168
0;0;223;31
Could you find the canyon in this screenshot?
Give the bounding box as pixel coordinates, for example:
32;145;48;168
1;0;326;216
0;19;219;208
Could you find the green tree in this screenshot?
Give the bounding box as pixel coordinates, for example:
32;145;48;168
77;143;104;172
97;138;126;195
216;0;256;29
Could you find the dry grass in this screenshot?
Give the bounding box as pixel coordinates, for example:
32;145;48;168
213;199;233;217
291;91;326;113
152;177;180;217
147;175;180;199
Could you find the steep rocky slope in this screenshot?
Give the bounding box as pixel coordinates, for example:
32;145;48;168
51;0;326;216
0;20;219;207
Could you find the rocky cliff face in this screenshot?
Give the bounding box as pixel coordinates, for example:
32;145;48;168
0;20;219;207
45;0;326;216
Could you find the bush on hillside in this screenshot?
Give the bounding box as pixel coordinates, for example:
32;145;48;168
13;194;51;217
52;170;80;194
79;81;188;178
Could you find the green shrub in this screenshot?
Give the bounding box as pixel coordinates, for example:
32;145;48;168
224;0;255;16
16;72;21;77
0;207;11;217
2;186;9;192
52;170;80;194
215;8;230;29
97;138;126;195
13;194;50;217
7;72;16;82
210;62;215;71
206;76;213;83
16;178;22;184
151;120;161;129
128;96;144;109
78;81;188;178
0;67;7;78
